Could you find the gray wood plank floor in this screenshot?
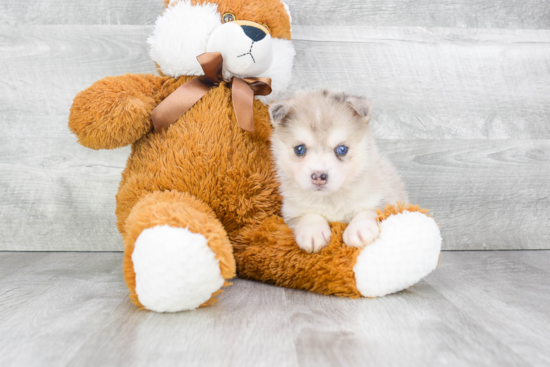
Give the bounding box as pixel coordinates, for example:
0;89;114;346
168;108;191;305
0;251;548;367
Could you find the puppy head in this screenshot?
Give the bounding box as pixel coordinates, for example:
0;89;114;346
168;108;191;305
269;90;373;194
148;0;295;99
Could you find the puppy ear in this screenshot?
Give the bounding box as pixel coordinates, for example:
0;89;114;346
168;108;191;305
269;100;293;128
346;95;372;123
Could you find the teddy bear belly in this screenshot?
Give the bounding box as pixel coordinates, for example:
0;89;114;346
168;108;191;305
115;99;281;237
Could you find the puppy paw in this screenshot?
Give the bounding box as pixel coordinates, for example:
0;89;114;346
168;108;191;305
343;218;380;248
294;220;331;253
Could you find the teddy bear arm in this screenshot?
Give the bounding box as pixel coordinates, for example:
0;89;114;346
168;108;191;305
233;203;442;298
68;73;167;150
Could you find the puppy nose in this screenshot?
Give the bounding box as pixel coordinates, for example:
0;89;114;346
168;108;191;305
241;25;266;42
311;171;328;186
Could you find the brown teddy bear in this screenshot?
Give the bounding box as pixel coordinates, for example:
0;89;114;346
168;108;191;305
69;0;442;312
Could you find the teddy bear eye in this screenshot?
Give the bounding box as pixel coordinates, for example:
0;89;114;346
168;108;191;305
222;13;236;23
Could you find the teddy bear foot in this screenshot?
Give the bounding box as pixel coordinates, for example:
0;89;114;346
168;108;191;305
353;211;442;297
121;191;236;312
131;225;225;312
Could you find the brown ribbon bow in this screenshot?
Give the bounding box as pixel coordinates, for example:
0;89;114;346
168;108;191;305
151;52;272;133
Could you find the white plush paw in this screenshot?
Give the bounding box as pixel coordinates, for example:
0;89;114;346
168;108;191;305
132;225;224;312
294;220;331;253
353;211;442;298
343;218;380;248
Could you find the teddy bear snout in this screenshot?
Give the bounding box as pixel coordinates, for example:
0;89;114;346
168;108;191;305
206;21;273;77
241;25;267;42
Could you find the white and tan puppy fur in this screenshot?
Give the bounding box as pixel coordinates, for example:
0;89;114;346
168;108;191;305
269;90;408;253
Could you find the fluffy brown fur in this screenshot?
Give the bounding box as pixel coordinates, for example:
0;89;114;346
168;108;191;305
122;190;237;307
69;70;282;305
68;0;435;309
234;203;429;297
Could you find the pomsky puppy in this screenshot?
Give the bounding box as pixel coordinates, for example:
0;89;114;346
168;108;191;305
269;90;408;253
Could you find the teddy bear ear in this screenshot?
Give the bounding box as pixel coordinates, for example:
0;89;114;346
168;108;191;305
269;100;294;128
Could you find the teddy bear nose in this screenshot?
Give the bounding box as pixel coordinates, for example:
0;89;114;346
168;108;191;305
241;25;267;42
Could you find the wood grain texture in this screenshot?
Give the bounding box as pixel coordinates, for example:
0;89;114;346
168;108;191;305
0;25;151;251
384;139;550;250
0;26;155;135
423;251;550;367
2;0;550;29
0;251;549;367
0;0;164;25
290;26;550;140
287;0;550;29
2;26;549;140
1;138;548;251
1;25;549;250
0;137;128;251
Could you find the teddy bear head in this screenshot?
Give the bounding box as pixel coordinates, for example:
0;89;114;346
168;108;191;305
148;0;295;99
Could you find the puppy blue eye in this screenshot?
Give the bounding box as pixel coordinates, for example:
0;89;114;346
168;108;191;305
294;145;306;156
335;145;348;156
